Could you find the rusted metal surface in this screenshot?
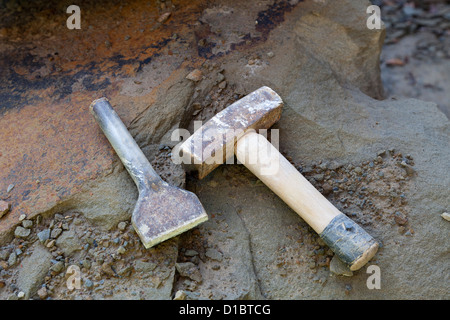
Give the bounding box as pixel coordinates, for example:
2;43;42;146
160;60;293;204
179;86;283;179
0;0;301;242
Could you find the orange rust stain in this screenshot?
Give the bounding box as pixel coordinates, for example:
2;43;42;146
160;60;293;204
0;0;208;240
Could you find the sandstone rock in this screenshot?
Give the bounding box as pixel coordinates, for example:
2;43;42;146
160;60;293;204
16;243;52;299
37;287;48;300
175;262;202;283
50;261;65;274
186;69;202;82
21;219;32;229
117;221;127;231
329;256;353;277
134;260;157;273
173;290;187;300
55;229;82;257
205;248;223;262
14;226;30;239
7;252;17;267
37;229;50;243
50;227;62;239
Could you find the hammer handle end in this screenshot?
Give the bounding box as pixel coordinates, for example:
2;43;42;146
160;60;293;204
235;131;378;270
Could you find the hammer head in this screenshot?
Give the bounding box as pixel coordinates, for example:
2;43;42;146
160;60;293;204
178;86;283;179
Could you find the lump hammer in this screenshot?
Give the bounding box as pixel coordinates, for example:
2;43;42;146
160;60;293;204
178;86;378;271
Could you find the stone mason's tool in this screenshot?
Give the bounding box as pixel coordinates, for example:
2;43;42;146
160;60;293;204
178;86;378;271
90;98;208;249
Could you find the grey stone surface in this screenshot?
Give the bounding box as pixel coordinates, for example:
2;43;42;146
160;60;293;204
16;243;53;299
55;229;82;257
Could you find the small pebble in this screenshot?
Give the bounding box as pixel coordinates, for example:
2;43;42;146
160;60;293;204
377;150;386;157
344;284;352;295
175;262;202;282
184;249;199;257
174;290;187;300
6;184;14;193
51;228;63;239
186;69;203;82
218;80;227;89
17;291;25;299
84;279;94;289
14;226;30;239
22;219;33;228
37;287;48;299
216;73;225;83
441;212;450;222
118;221;127;231
205;248;223;262
329;256;353;277
50;261;65;274
394;212;408;225
8;252;17;266
46;240;56;248
322;183;333;195
19;214;26;221
157;11;171;23
81;259;91;270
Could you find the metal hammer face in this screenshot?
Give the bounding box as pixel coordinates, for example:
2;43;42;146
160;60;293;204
179;86;378;271
178;86;283;179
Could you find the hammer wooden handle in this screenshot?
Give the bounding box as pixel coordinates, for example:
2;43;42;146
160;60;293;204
235;131;378;271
